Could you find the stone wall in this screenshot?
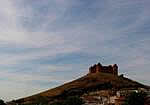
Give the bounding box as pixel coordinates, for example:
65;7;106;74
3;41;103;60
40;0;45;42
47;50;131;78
89;63;118;75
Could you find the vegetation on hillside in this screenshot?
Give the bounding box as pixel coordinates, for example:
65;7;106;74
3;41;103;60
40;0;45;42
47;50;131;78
0;99;6;105
123;92;147;105
50;96;84;105
14;73;148;105
14;96;84;105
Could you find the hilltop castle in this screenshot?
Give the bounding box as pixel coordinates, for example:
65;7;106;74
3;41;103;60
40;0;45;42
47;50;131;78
89;63;118;75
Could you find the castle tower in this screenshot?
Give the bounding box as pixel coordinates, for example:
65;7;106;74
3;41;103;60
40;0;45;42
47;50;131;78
89;64;97;73
96;63;102;72
112;64;118;75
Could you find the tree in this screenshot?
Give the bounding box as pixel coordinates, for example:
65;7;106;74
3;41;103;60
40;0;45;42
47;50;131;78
50;101;62;105
63;96;84;105
50;96;84;105
0;99;6;105
123;92;146;105
34;96;49;105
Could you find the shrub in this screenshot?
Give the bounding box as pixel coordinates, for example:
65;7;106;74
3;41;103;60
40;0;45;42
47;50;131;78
123;92;147;105
63;96;84;105
50;96;84;105
34;96;49;105
50;101;62;105
0;99;6;105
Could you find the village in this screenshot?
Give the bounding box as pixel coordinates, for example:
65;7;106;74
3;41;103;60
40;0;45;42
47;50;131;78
81;63;150;105
81;88;150;105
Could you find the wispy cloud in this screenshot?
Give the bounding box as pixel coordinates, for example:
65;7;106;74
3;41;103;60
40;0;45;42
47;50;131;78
0;0;150;101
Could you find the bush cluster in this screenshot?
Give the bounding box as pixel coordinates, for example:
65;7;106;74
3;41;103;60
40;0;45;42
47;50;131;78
50;96;84;105
0;99;6;105
123;92;147;105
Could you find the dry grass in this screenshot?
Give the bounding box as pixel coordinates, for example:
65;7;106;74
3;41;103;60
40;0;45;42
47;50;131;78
15;72;148;104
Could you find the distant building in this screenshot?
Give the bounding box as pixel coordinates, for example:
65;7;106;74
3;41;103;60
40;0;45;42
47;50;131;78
115;96;125;105
89;63;118;76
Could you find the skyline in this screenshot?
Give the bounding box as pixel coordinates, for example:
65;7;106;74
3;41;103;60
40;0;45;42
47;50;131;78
0;0;150;101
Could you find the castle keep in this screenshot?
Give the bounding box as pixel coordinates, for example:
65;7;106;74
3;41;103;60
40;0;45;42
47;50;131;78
89;63;118;75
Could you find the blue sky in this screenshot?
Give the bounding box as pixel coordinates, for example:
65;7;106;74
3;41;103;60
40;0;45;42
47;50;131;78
0;0;150;101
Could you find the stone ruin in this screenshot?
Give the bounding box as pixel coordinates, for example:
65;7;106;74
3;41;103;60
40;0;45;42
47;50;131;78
89;63;118;75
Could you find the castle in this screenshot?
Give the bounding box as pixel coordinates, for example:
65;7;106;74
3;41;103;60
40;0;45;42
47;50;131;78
89;63;118;75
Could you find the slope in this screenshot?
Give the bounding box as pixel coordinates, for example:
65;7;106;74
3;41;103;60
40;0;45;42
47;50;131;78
15;72;148;104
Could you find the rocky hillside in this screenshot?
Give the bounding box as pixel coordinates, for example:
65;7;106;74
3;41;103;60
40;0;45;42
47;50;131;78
14;71;148;104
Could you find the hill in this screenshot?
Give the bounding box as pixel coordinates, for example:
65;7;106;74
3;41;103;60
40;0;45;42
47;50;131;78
13;63;149;104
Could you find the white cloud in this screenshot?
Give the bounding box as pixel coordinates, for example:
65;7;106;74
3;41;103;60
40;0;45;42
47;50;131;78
0;69;70;101
0;0;150;101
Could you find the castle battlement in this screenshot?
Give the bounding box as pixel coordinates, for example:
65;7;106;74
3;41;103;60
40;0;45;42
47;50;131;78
89;63;118;75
